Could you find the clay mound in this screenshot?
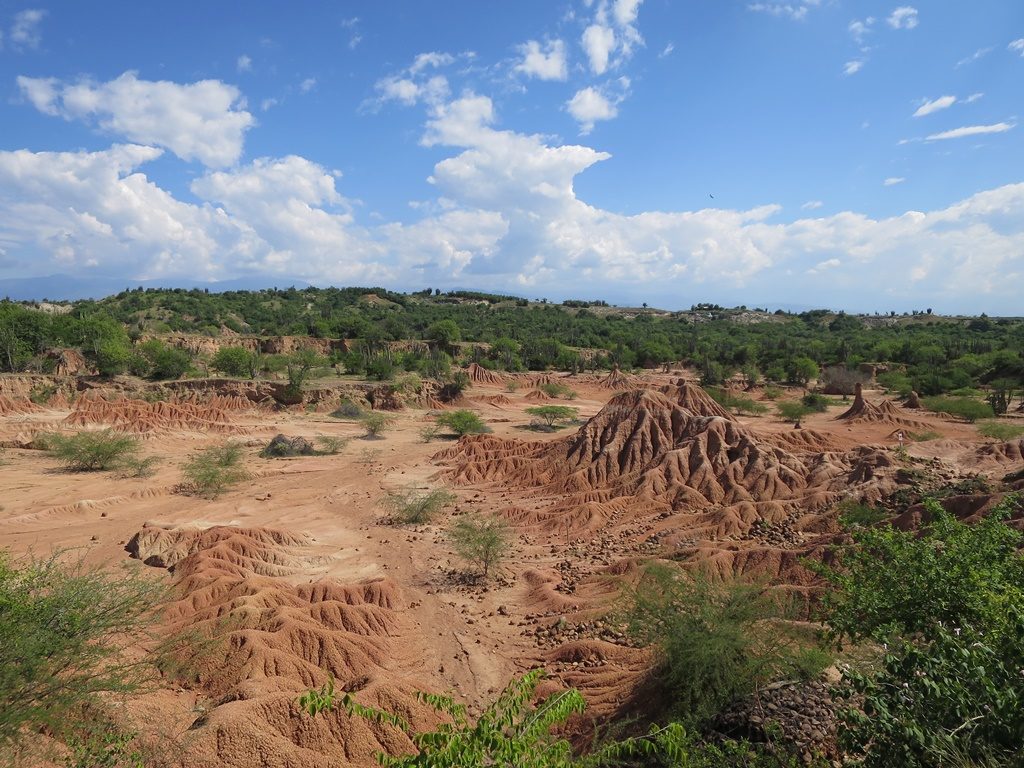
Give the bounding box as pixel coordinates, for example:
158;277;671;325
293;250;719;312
962;439;1024;473
0;395;42;416
439;389;897;526
525;389;552;402
836;384;930;429
465;363;504;386
174;392;255;412
472;394;513;408
658;379;736;421
65;394;238;433
598;366;639;391
129;524;433;767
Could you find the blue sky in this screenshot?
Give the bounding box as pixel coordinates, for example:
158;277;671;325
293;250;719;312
0;1;1022;312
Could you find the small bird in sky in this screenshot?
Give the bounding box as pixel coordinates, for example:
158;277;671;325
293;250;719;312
709;194;715;199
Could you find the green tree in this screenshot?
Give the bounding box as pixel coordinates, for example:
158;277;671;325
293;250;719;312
449;514;511;580
211;346;258;378
45;430;142;472
427;319;461;353
437;409;488;436
525;405;579;428
94;338;132;377
787;356;818;386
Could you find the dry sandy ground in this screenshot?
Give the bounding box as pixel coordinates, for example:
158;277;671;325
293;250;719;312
1;372;1019;766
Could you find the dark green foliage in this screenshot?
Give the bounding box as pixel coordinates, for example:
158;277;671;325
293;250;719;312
977;420;1024;440
0;552;165;751
816;495;1024;767
539;381;577;399
284;349;324;400
46;430;141;471
800;393;830;412
437;409;488;436
301;669;821;767
707;388;769;415
624;565;824;727
835;498;888;529
210;346;259;378
136;339;191;380
776;401;812;424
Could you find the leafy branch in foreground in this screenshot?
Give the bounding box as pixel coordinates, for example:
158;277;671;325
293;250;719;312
0;552;166;752
299;669;807;767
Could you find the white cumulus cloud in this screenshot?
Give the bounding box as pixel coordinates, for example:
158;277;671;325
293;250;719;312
16;71;254;168
567;86;619;134
1010;39;1024;57
514;39;568;81
843;60;864;76
884;177;905;186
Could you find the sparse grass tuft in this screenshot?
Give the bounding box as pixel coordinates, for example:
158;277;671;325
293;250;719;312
383;486;456;525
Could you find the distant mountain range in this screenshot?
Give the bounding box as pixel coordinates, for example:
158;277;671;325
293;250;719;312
0;274;311;302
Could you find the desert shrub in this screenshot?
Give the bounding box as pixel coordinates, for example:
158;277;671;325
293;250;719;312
360;411;394;438
539;381;577;399
118;455;161;478
624;564;823;726
438;370;471;401
761;385;783;400
384;486;456;525
181;442;247;498
210;347;258;378
525;405;579;428
908;430;941;442
820;365;869;398
419;425;441;443
392;372;422;396
922;396;994;423
357;447;381;464
801;392;830;412
505;380;520;393
437;409;489;436
816;495;1024;767
708;388;769;416
46;430;140;471
776;401;812;424
331;400;366;420
259;434;316;458
977;420;1024;441
0;552;165;752
365;356;396;381
449;514;511;580
28;382;57;404
315;435;349;455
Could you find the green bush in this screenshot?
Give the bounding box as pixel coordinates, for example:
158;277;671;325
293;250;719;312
922;396;995;423
977;420;1024;441
210;346;258;378
181;442;247;498
360;411;394;438
539;381;577;399
437;409;489;436
761;385;783;400
449;514;511;580
0;552;166;752
383;486;456;525
835;498;888;529
46;430;141;471
331;400;366;420
801;393;830;412
315;435;349;455
816;494;1024;766
137;339;191;380
624;564;822;726
776;401;812;424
